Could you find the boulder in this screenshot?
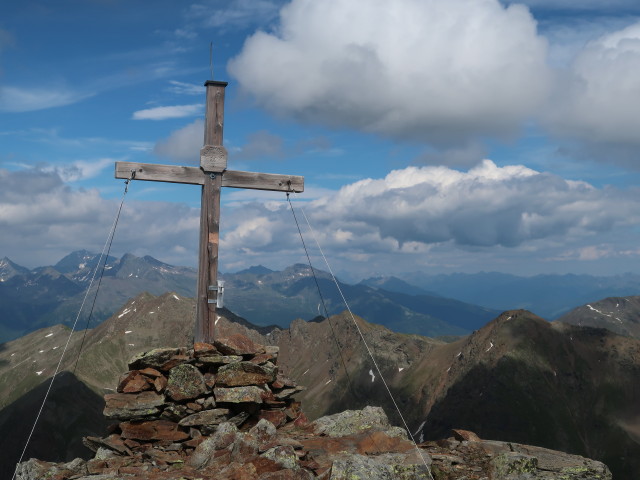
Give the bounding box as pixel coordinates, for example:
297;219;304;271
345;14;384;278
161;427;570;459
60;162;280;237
311;406;407;439
165;363;208;401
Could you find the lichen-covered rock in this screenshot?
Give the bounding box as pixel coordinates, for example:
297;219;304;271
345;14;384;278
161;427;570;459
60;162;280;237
215;385;265;403
198;354;243;366
491;452;538;478
329;453;432;480
14;459;58;480
166;363;208;401
216;361;278;386
261;445;299;470
312;406;407;439
103;390;165;420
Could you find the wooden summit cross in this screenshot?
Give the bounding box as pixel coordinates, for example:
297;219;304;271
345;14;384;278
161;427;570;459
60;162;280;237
115;79;304;344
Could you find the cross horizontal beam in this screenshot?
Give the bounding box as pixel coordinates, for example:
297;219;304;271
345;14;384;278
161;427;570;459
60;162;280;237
115;161;304;192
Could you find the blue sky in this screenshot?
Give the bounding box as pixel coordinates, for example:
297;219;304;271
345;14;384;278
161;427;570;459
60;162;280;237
2;0;640;281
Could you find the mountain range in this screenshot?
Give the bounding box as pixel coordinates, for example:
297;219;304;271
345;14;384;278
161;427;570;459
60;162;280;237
0;251;197;343
0;252;501;343
6;250;640;346
1;292;639;479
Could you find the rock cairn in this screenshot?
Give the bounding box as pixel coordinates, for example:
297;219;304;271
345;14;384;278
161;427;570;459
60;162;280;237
85;334;307;471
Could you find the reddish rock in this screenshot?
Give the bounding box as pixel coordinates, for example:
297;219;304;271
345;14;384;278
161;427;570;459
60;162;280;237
117;371;152;393
451;428;481;442
123;439;141;449
153;375;168;393
249;353;276;365
216;462;258;480
186;401;203;412
139;367;163;378
250;455;282;476
214;334;261;356
120;419;190;442
293;412;310;427
217;361;278;387
194;341;219;356
259;409;288;428
83;433;131;455
166;363;208;401
183;436;206;448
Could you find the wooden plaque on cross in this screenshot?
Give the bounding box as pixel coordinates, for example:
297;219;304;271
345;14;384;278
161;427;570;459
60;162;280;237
115;80;304;344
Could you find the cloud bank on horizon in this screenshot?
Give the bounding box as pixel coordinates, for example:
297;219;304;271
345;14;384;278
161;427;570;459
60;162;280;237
1;0;640;279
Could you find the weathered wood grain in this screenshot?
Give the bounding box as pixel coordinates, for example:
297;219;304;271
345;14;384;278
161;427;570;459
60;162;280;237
116;162;304;193
222;170;304;193
115;162;203;185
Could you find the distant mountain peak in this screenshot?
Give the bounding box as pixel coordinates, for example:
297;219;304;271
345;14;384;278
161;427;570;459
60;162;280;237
0;257;30;281
235;265;274;275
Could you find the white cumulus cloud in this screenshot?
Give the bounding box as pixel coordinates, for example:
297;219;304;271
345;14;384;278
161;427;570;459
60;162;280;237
228;0;551;146
547;21;640;161
219;160;640;270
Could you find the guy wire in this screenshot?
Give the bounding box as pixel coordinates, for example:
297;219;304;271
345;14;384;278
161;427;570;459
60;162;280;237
12;172;135;479
286;192;388;453
290;191;434;478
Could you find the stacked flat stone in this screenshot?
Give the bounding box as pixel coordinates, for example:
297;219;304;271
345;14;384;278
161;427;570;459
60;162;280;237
83;333;306;463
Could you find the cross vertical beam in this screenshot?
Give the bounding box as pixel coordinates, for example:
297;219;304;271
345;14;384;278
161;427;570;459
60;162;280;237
114;79;303;348
195;80;228;343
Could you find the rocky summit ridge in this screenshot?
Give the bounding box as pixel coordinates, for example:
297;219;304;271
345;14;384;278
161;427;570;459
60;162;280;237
14;332;612;480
